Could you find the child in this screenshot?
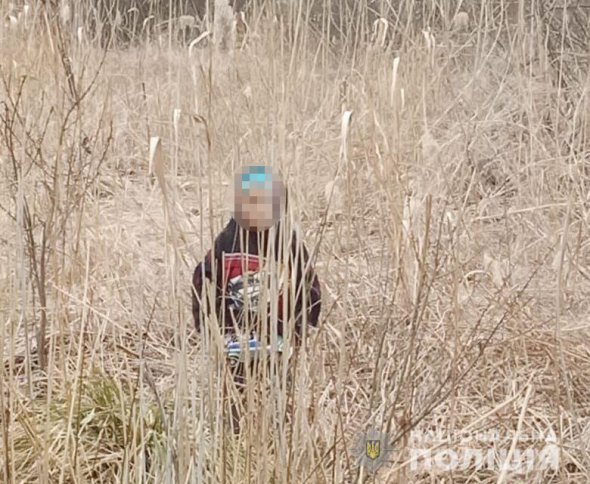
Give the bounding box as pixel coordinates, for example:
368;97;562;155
191;165;321;357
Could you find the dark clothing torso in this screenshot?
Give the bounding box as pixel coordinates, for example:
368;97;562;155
191;219;321;340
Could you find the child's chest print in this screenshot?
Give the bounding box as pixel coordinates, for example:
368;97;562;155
222;253;287;319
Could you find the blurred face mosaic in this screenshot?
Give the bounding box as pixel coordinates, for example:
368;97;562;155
233;165;285;231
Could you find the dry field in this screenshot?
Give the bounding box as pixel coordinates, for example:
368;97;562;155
1;1;590;482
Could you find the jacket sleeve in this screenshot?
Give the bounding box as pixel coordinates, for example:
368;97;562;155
307;261;321;327
191;249;213;332
292;235;321;332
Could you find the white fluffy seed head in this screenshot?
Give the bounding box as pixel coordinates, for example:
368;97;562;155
178;15;196;30
149;137;164;181
60;3;72;24
213;0;235;51
452;12;469;31
173;109;181;140
339;110;353;164
77;27;84;44
390;56;400;106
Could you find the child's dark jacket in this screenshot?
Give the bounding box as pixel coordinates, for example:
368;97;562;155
191;218;321;339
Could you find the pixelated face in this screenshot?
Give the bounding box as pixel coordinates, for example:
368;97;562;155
233;165;285;231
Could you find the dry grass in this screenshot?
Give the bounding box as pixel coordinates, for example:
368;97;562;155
1;0;590;482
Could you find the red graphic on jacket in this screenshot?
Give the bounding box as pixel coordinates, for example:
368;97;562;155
222;253;285;325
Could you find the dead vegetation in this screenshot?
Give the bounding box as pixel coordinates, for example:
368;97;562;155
1;0;590;482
